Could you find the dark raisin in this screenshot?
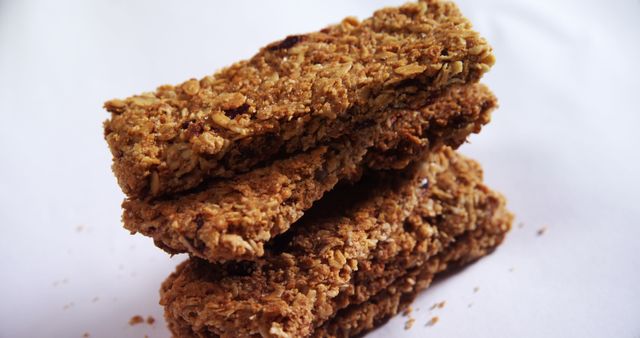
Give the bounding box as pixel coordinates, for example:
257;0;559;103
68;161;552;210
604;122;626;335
194;215;205;229
451;114;468;129
224;103;249;119
226;261;256;277
314;167;329;181
269;35;304;51
192;215;206;250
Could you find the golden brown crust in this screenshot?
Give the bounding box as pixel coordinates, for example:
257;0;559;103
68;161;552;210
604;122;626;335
314;204;511;338
159;148;512;338
122;84;497;263
104;0;495;199
164;210;509;338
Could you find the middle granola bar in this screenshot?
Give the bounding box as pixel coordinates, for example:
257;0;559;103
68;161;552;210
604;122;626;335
159;148;512;338
123;84;497;262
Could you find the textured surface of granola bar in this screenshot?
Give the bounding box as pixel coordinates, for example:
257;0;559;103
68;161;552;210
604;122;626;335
104;0;494;198
314;209;509;338
166;203;509;338
159;148;512;337
123;84;496;262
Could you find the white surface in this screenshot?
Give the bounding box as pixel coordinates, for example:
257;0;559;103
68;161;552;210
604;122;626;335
1;0;639;337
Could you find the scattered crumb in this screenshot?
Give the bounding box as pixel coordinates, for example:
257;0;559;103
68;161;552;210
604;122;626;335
537;226;547;236
473;287;479;293
91;297;99;303
468;303;473;308
402;306;413;317
429;300;446;311
53;278;70;287
82;333;90;338
404;317;415;330
129;315;144;326
146;316;156;325
509;267;515;272
75;225;84;233
63;302;74;310
426;316;439;327
518;222;525;229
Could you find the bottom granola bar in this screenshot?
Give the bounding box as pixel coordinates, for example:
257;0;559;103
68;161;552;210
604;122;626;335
160;148;512;337
315;205;510;337
166;203;508;338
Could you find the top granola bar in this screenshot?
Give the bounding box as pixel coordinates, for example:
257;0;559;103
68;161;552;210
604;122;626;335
104;0;494;198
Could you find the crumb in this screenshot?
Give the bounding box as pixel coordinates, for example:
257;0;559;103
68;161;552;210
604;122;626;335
518;222;524;229
75;225;84;232
509;267;515;272
404;317;415;330
468;303;473;308
537;226;547;236
52;279;70;287
82;333;90;338
92;297;99;303
129;315;144;326
473;287;479;293
402;306;413;316
146;316;156;325
63;302;74;310
430;300;446;310
426;316;439;327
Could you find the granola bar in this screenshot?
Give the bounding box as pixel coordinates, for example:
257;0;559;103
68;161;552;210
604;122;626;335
122;84;497;262
104;0;495;198
166;203;509;338
314;210;510;338
159;148;512;337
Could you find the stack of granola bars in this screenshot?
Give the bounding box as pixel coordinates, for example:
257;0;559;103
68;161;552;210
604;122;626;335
104;1;512;336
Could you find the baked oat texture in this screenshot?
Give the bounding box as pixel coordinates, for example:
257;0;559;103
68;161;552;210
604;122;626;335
314;210;508;338
123;84;497;262
104;0;495;198
167;204;508;338
159;148;513;337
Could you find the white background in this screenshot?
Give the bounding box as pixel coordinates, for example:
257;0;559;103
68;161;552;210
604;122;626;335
1;0;639;337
